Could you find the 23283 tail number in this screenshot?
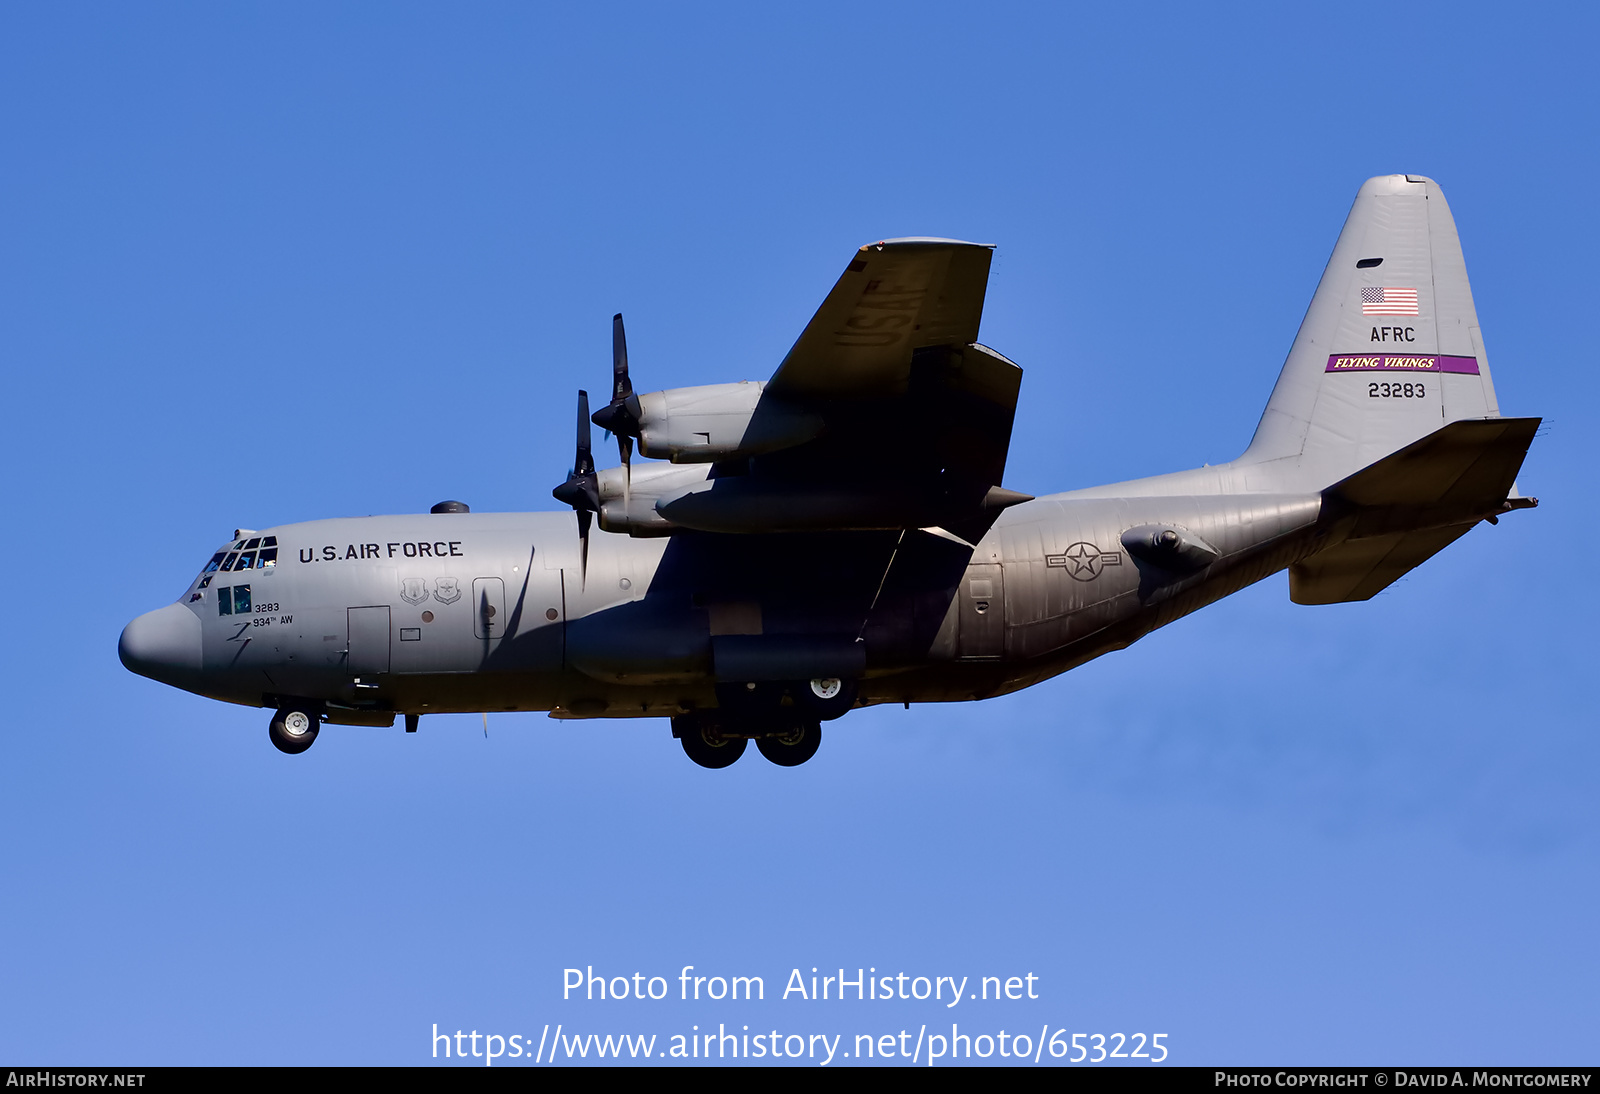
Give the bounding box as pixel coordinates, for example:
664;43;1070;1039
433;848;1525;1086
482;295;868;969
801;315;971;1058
1369;381;1426;398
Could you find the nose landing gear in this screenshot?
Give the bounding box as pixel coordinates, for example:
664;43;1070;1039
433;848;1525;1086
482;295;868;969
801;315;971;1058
268;704;321;754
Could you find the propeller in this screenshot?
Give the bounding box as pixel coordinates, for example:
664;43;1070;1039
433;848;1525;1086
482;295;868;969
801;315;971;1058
591;313;642;506
551;389;599;583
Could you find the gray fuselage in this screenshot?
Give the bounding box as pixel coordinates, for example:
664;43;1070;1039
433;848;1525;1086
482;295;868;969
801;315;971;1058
121;485;1325;725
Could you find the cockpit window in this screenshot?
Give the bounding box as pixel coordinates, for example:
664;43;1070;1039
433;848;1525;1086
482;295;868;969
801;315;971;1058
234;585;251;613
218;589;232;615
199;536;276;587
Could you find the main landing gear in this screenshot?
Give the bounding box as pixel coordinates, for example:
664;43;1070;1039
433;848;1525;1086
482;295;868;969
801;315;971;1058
268;704;321;754
675;715;823;769
673;677;850;769
677;719;749;768
754;722;822;767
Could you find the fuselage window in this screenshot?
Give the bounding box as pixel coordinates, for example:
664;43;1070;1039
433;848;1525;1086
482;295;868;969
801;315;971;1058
218;589;233;616
234;585;251;613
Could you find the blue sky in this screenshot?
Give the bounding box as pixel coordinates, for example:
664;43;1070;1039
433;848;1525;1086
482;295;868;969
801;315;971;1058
2;2;1595;1066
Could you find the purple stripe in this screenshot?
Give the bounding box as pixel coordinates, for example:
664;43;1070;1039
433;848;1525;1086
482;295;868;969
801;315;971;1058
1325;354;1480;374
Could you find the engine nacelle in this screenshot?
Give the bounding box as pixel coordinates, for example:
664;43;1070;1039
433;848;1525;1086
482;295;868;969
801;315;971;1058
595;462;710;537
634;382;825;463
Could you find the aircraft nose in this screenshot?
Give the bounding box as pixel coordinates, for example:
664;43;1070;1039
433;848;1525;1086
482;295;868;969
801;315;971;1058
119;603;203;686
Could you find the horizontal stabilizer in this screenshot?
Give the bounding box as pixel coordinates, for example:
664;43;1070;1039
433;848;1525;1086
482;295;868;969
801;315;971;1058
1290;416;1539;604
1290;524;1475;604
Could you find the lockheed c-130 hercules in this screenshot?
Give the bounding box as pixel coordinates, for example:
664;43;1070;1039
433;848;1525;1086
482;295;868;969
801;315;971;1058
120;175;1538;768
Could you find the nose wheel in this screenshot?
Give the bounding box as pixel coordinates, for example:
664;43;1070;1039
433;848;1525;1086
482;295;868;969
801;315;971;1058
269;705;321;754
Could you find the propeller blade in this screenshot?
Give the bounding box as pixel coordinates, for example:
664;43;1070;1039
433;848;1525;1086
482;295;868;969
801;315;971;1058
612;312;632;404
577;507;592;585
575;389;594;476
620;433;632;515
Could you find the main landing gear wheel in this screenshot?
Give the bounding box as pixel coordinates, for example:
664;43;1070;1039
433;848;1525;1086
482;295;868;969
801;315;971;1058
269;705;320;755
794;676;857;721
679;722;747;769
756;722;822;767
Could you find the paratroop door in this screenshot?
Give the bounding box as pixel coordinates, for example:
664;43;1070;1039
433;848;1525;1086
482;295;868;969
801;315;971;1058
347;606;391;674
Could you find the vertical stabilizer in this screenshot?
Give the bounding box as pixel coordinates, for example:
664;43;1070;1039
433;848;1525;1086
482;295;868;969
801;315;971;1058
1242;175;1503;489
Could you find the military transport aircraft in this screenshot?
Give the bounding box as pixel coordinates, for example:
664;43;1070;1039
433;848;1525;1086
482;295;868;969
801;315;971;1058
120;174;1538;768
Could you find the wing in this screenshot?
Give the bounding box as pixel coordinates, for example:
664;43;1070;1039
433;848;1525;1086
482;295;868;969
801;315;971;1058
657;239;1029;538
766;238;996;400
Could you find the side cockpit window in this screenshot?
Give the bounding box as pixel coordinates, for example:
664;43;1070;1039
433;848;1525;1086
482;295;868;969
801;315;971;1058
217;584;252;616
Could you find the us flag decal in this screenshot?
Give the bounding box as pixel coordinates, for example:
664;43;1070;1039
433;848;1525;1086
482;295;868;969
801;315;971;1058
1361;286;1420;315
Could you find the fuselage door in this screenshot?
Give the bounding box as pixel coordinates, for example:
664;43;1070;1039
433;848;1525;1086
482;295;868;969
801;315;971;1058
348;606;391;674
957;564;1004;660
